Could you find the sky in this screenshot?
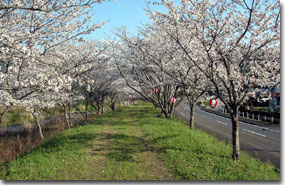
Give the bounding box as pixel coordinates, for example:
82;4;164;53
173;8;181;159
87;0;282;41
86;0;168;40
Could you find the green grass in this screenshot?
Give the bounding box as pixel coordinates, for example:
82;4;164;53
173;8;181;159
0;102;279;180
0;107;33;126
0;100;130;126
0;106;64;126
0;123;100;180
137;104;279;180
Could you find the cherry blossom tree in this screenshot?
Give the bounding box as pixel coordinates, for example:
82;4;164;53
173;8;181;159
145;20;209;129
148;0;280;160
164;61;209;129
45;40;109;125
0;0;107;139
104;77;131;111
114;27;184;118
80;63;118;119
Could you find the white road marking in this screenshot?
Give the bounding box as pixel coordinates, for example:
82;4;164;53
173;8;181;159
240;122;280;133
199;109;231;120
242;129;266;137
216;120;229;126
198;108;280;133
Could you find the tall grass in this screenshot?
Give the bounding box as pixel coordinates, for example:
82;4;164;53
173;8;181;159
0;107;33;126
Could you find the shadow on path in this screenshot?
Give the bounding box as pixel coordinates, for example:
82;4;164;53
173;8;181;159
92;132;181;163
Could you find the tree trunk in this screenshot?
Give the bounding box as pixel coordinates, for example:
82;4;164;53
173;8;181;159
96;102;100;115
0;107;9;124
85;99;88;122
33;113;44;140
62;103;71;129
167;113;173;119
161;109;169;118
111;103;115;111
36;121;44;140
67;101;72;121
101;102;104;115
167;105;174;119
231;108;240;160
189;103;195;129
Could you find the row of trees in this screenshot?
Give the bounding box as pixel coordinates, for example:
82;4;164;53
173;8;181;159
0;0;280;162
113;0;280;160
0;0;134;140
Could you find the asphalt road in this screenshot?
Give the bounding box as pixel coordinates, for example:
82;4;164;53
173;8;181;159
174;101;280;169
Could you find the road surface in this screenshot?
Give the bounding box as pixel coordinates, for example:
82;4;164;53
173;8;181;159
174;101;280;169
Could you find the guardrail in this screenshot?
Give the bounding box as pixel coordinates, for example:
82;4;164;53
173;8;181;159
199;106;280;125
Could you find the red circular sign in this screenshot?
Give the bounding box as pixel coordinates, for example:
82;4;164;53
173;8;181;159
209;98;218;108
170;98;176;104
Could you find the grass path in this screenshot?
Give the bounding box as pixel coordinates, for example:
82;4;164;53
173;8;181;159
86;111;171;180
84;111;173;180
0;104;173;180
0;102;279;180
